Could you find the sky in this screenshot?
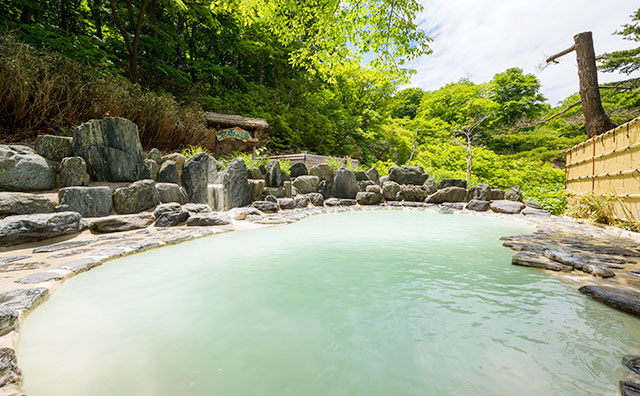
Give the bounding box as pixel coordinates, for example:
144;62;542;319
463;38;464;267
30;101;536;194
407;0;640;104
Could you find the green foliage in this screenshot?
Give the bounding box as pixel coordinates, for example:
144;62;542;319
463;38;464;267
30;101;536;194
599;8;640;75
565;193;640;232
522;184;567;215
181;145;211;158
489;67;546;124
279;159;291;176
326;158;345;172
388;88;424;119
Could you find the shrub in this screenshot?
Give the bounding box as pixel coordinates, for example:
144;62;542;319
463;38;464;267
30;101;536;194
565;192;640;231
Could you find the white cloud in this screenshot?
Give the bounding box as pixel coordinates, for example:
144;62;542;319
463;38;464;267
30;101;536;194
407;0;640;104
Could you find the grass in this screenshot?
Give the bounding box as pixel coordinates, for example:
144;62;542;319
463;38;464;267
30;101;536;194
565;192;640;232
181;145;211;158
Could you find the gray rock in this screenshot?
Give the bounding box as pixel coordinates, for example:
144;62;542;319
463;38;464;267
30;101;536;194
293;175;320;194
0;261;48;271
290;162;308;178
58;156;90;187
309;164;333;182
223;158;252;210
543;247;615;278
284;181;293;197
356;191;383;205
366;168;379;184
227;207;261;220
489;200;525;214
72;117;146;181
89;213;154;233
249;179;266;201
442;202;464;210
182;153;210;204
57;186;112;217
505;185;523;202
331;167;358;199
183;203;212;214
324;199;341;207
147;148;163;164
318;180;330;199
0;193;55;216
366;185;382;194
401;185;429;202
466;199;490;212
252;201;279;213
623;355;640;375
263;186;285;198
338;199;357;206
158;160;179;184
306;193;324;206
0;212;87;246
15;271;65;284
56;257;101;274
0;307;18;337
579;285;640;318
388;166;427;185
0;145;57;191
143;159;159;180
425;187;467;204
33;240;92;253
489;189;505;200
294;196;310;208
437;178;467;189
512;251;573;271
358;180;375;192
186;214;232;226
0;287;49;311
112;180;159;214
264;195;278;203
156;183;187;205
382;181;401;201
162;153;186;180
0;256;29;265
0;348;22;388
423;177;437;194
379;175;389;185
278;198;296;210
34;135;73;162
620;380;640;396
355;171;369;181
522;208;551;217
207;156;219;183
466;183;490;202
247;167;264;180
265;160;283;187
153;203;189;227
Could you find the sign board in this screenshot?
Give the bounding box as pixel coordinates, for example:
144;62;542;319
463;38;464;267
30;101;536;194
216;127;258;143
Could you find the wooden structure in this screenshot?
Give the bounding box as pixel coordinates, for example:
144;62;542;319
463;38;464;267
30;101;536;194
268;152;358;169
205;112;269;156
565;117;640;220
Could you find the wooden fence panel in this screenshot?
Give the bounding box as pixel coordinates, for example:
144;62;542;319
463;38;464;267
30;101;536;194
565;117;640;220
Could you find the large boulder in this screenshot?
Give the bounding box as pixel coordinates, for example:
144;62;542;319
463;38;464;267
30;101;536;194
309;164;333;182
72;117;146;182
401;185;429;202
156;183;187;204
182;153;209;204
388;166;427;185
162;153;186;180
356;191;383;205
143;159;159;180
58;157;90;187
466;199;490;212
425;187;467;203
306;193;324;206
423;178;437;194
249;179;266;202
223;158;252;210
34;135;73;162
0;193;55;216
489;189;505;201
0;145;57;191
358;180;375;192
278;198;296;210
88;213;154;233
57;186;112;217
158;160;179;184
112;180;160;214
290;162;308;178
252;201;279;213
437;179;467;189
294;196;310;208
366;185;382;194
490;200;525;214
186;214;232;226
505;185;523;202
153;203;189;227
292;175;320;194
265;160;283;187
382;181;401;201
330;167;358;199
366;168;379;184
318;180;330;200
355;171;369;182
466;183;490;202
0;212;87;246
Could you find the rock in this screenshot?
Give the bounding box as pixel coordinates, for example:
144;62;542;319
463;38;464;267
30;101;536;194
356;191;383;205
512;251;573;271
57;186;112;217
186;214;232;226
366;185;382;194
252;201;279;213
264;195;277;203
525;200;542;209
162;153;186;180
0;348;22;388
0;256;30;265
143;159;159;180
318;180;330;199
294;196;310;208
306;193;324;206
265;160;283;187
158;159;180;186
366;168;379;184
382;181;401;201
227;207;261;220
247;167;263;180
379;175;389;185
0;288;49;311
437;178;467;189
153;203;189;227
358;180;375;191
15;271;65;284
355;171;369;181
0;193;55;216
623;355;640;375
423;178;437;194
293;175;320;194
290;162;308;178
89;213;154;233
183;203;212;213
283;181;293;197
505;185;523;202
0;307;18;337
579;285;640;318
113;180;159;214
156;183;188;205
544;247;615;278
58;157;90;187
147;148;163;164
223;158;252;210
57;257;100;274
32;240;91;253
72;117;146;181
207;156;219;182
324;199;341;207
401;185;429;202
466;183;490;201
249;179;265;201
34;135;73;162
442;202;464;210
489;200;525;214
425;187;467;204
620;380;640;396
338;199;357;206
309;164;333;182
522;208;551;217
0;212;87;246
331;167;358;199
264;186;285;198
388;166;428;185
278;198;296;210
466;200;490;212
0;145;57;191
489;189;504;200
182;153;209;204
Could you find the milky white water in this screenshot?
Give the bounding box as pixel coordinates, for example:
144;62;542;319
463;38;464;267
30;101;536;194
19;210;640;395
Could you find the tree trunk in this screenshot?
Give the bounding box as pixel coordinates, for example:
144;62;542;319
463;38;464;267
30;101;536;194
59;0;68;30
176;13;186;70
91;0;103;38
20;6;33;23
573;32;616;137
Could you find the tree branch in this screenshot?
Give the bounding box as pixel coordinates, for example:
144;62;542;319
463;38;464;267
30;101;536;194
109;0;132;52
531;100;582;127
546;45;575;64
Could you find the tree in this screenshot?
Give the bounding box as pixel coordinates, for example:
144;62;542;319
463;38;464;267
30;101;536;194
489;67;546;125
389;88;424;119
599;7;640;75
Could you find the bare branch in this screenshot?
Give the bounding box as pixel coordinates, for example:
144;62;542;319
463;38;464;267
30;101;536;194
546;45;575;64
530;100;582;127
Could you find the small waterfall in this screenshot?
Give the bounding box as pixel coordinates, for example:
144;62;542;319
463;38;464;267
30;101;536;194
208;184;225;212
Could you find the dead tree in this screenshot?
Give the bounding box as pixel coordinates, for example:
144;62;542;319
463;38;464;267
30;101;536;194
546;32;616;137
452;115;490;182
